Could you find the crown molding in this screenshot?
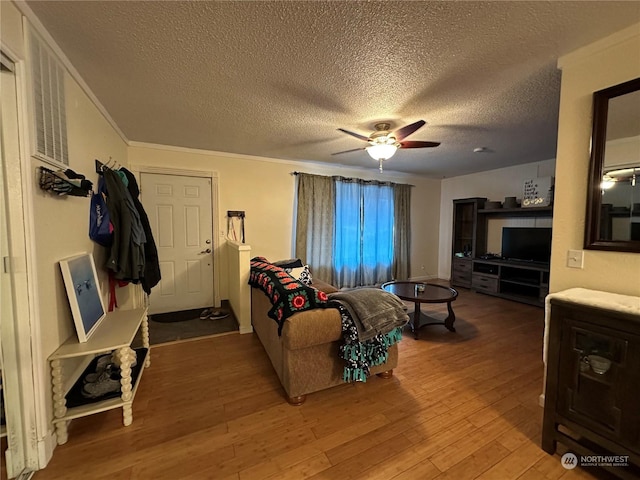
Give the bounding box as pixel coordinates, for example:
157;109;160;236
558;22;640;69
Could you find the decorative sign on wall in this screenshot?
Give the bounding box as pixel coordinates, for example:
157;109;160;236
522;177;554;208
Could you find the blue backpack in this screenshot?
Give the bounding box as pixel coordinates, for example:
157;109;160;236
89;176;113;247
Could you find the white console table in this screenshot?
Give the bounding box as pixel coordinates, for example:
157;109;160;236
48;307;150;445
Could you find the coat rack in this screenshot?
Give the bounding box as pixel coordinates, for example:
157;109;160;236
95;158;121;174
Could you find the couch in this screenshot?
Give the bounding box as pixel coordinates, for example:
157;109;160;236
251;278;398;405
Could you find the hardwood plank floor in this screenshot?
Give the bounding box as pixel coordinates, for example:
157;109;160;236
32;287;602;480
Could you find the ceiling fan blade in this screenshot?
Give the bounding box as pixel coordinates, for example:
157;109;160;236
394;120;426;141
337;128;370;142
332;147;366;155
400;140;441;149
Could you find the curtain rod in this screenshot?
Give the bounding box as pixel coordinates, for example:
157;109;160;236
290;171;414;187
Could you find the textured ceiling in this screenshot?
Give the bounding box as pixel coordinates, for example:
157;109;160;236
25;1;640;178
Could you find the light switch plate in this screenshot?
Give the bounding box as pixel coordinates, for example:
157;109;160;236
567;249;584;269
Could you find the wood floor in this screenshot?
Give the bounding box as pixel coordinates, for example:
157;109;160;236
33;287;601;480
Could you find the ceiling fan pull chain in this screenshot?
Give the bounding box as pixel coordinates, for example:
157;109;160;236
379;159;384;173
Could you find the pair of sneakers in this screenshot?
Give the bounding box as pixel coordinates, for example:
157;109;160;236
81;369;120;399
81;351;137;399
199;307;229;320
83;354;114;384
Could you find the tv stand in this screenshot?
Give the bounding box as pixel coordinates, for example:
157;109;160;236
472;258;549;306
450;198;553;307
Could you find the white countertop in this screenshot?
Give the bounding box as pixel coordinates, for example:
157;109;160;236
543;288;640;363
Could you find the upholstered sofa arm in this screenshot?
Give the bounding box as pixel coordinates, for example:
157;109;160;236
310;279;339;294
251;287;342;349
281;308;342;350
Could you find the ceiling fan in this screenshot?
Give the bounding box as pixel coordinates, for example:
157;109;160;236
332;120;440;171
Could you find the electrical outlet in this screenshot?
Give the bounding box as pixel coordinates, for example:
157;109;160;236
567;249;584;269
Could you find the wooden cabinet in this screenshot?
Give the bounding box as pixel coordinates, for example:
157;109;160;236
451;257;473;288
48;307;150;445
542;297;640;478
450;198;486;287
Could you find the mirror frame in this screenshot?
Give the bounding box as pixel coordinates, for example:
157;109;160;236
584;76;640;253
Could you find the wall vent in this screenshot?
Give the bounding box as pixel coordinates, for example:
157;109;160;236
29;30;68;165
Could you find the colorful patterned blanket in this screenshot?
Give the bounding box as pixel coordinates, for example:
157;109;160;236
328;288;408;382
248;257;330;334
333;303;404;382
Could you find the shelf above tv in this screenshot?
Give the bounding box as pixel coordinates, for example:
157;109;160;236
477;206;553;217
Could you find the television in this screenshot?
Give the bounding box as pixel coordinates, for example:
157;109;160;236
501;227;552;264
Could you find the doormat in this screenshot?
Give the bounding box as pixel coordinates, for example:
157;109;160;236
134;301;238;345
152;307;206;323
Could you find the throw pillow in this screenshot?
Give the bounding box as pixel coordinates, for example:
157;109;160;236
273;258;303;269
286;265;313;286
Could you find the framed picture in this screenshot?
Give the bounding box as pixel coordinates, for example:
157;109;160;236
59;253;106;343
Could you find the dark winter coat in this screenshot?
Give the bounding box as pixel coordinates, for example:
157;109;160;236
122;168;161;294
103;168;145;282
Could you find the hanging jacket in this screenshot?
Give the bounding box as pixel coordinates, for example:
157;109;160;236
121;168;161;294
103;168;145;282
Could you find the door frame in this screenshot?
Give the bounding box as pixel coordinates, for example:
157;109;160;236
131;166;221;309
1;44;43;474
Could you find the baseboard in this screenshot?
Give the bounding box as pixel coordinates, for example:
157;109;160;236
37;428;57;469
408;274;438;282
239;325;253;334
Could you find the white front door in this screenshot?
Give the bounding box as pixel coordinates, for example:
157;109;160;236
141;173;214;314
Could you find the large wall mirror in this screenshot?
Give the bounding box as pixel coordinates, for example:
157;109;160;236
585;77;640;252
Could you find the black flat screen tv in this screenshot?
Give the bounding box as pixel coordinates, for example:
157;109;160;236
501;227;552;264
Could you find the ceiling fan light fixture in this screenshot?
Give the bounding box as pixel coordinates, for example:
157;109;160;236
601;175;616;190
366;143;398;161
334;119;439;168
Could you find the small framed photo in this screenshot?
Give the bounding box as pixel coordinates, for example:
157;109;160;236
59;253;106;343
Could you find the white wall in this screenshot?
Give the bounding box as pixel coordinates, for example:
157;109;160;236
551;23;640;296
129;144;443;293
33;77;130;361
2;1;24;58
438;159;556;278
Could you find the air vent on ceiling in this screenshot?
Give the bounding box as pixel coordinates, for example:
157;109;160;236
29;30;68;166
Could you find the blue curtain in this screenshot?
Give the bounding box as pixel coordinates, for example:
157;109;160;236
334;179;394;288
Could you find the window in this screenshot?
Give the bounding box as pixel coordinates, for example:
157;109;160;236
294;173;410;289
334;180;394;287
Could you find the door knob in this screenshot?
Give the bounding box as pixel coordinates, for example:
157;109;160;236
200;248;212;254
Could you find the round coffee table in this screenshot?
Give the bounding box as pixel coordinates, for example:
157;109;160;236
381;281;458;339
